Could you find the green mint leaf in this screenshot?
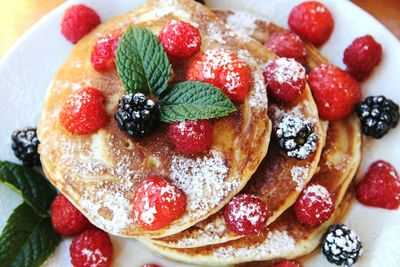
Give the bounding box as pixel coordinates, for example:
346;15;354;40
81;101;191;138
116;26;171;96
0;161;57;216
0;203;61;267
159;81;237;122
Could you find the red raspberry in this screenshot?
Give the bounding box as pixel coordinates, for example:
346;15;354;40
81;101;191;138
343;35;383;81
356;160;400;210
70;229;113;267
60;88;109;135
167;120;213;154
288;1;334;46
51;194;91;236
90;29;123;72
263;57;306;102
308;64;362;121
265;31;307;64
272;260;301;267
294;183;335;226
224;194;268;235
133;176;187;230
186;49;251;102
61;4;101;44
159;20;202;59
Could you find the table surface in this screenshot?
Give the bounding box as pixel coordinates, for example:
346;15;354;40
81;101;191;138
0;0;399;58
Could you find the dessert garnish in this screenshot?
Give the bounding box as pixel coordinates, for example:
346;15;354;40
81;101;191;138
11;127;40;167
356;96;399;138
276;115;318;160
90;29;123;72
264;31;307;64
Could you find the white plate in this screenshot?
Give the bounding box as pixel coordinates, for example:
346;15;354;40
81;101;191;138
0;0;399;266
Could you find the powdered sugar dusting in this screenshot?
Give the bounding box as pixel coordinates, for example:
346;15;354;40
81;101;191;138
267;58;306;85
291;166;309;191
81;248;109;266
226;11;257;39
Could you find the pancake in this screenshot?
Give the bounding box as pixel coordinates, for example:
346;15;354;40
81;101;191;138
142;114;361;266
37;0;273;238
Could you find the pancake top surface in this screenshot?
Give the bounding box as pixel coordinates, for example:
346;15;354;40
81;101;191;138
38;0;273;238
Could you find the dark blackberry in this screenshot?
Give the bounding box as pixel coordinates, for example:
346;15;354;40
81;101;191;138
276;115;318;160
322;224;363;267
11;127;41;167
114;93;159;139
194;0;205;5
356;95;399;138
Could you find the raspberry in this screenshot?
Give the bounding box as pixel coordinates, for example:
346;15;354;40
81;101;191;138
224;194;268;235
356;160;400;209
272;260;301;267
60;88;109;135
133;177;187;230
61;4;101;44
264;31;307;64
159;20;202;59
308;64;362;121
288;1;334;46
51;195;91;236
343;35;383;81
90;29;123;72
294;183;335;226
186;49;251;102
167;120;213;154
263;57;306;102
70;229;113;267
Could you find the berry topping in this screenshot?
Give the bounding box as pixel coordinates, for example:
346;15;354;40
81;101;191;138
60;88;109;135
51;194;91;236
322;224;362;267
70;229;113;267
264;31;307;64
159;20;202;59
114;93;159;139
288;1;334;46
194;0;205;4
356;96;399;139
308;64;362;121
90;29;123;72
133;176;187;230
61;4;101;44
224;194;268;235
343;35;383;81
271;260;301;267
167;120;213;154
294;183;335;225
276;116;318;160
263;57;306;102
356;160;400;209
186;49;251;102
11;128;40;167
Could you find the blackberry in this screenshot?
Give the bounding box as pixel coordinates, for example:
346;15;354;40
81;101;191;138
114;93;159;139
276;115;318;160
11;128;41;167
194;0;205;4
322;224;362;267
356;95;399;138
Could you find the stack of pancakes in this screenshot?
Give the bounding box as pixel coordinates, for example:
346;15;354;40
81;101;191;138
38;0;361;265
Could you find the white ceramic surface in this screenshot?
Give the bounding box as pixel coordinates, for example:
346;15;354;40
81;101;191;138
0;0;399;266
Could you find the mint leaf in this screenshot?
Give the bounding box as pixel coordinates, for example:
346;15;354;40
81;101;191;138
159;81;237;122
0;161;57;216
116;26;171;96
0;203;61;267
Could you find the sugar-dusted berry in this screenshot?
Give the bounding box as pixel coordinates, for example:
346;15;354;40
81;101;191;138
344;35;383;81
265;31;307;64
356;160;400;210
294;183;335;225
70;229;113;267
308;64;362;121
11;127;41;167
271;260;301;267
61;4;101;44
224;194;268;235
60;87;109;135
91;29;123;72
186;49;251;102
159;20;202;59
263;57;306;102
288;1;334;46
51;194;91;236
133;176;186;230
167;120;213;154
